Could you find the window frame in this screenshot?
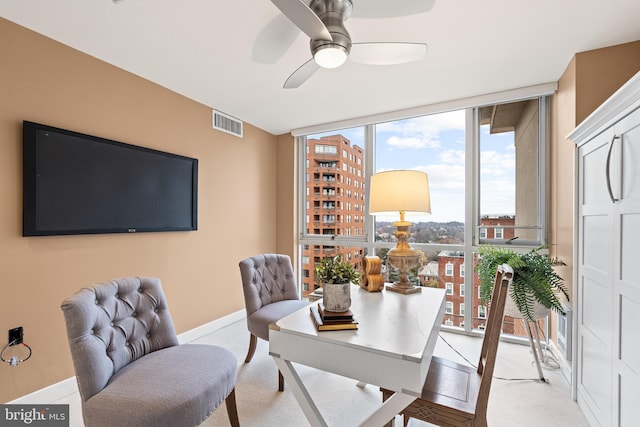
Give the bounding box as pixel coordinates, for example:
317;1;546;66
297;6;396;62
478;305;487;319
445;282;454;295
445;263;454;277
494;227;504;239
295;87;553;336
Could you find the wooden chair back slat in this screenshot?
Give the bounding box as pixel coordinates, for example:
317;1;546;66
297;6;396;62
380;263;514;427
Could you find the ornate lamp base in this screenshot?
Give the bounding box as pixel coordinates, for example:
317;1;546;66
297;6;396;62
385;281;422;294
386;221;422;294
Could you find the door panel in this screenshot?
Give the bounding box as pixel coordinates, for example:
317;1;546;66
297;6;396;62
620;109;640;201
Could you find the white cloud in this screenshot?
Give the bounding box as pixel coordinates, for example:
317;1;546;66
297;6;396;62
377;110;466;134
439;149;465;165
386;135;441;149
377;110;466;151
481;179;516;215
480;150;515;177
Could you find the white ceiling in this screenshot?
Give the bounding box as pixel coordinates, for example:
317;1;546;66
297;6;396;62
2;0;639;135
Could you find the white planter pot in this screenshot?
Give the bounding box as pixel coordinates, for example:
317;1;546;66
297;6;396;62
504;296;550;320
322;282;352;312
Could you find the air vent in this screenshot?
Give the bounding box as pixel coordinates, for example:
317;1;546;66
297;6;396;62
212;110;243;138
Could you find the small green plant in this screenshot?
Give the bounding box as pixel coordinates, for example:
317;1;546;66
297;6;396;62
476;245;569;322
315;254;361;285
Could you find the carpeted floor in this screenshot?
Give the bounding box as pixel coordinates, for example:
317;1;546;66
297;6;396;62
55;319;589;426
199;321;589;427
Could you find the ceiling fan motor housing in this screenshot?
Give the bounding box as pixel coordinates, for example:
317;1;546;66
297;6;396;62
309;0;353;58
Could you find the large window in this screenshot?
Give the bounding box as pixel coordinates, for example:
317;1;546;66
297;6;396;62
299;131;366;296
297;93;551;337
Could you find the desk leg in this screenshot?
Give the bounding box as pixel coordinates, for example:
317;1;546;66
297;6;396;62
359;392;416;427
272;355;416;427
272;356;329;427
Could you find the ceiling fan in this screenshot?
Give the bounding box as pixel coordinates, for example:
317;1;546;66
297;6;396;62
270;0;428;88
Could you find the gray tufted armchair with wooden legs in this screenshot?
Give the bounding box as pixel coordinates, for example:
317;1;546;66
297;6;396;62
61;277;239;427
239;254;309;391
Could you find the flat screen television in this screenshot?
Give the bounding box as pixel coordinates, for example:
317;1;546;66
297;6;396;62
23;121;198;236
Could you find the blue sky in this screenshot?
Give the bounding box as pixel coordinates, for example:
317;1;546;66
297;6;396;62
310;109;516;223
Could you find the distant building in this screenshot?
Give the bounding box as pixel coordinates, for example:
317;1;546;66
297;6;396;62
479;215;515;240
301;135;365;297
418;261;438;287
435;250;516;334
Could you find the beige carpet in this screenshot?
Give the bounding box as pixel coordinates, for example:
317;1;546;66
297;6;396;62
54;319;588;426
197;321;589;427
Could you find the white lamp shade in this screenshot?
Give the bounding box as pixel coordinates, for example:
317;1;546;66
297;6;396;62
368;170;431;214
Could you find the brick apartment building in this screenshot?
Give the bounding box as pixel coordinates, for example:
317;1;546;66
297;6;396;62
423;216;519;334
435;251;516;334
301;135;365;297
479;215;516;240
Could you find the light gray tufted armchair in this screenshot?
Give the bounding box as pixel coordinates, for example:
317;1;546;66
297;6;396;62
61;277;239;427
239;254;309;391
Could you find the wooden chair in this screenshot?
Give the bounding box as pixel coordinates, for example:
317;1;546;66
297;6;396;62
381;263;514;427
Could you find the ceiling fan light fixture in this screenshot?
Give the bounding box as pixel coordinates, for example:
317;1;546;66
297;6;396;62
313;44;348;69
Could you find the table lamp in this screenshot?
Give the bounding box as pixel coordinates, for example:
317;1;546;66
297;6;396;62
368;170;431;294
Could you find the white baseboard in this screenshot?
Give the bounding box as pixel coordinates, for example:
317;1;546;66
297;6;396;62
547;340;573;386
177;309;246;344
8;309;246;404
8;377;79;404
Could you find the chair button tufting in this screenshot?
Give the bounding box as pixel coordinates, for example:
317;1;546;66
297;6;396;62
95;299;99;304
132;312;137;317
90;329;95;335
138;287;143;293
114;294;119;299
146;333;151;338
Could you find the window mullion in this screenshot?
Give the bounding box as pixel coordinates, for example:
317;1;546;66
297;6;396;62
464;108;477;333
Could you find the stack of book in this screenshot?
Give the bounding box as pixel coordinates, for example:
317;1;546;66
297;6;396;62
310;303;358;331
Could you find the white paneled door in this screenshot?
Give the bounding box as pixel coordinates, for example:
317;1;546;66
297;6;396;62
571;73;640;427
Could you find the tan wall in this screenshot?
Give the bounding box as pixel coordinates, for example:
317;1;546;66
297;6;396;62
275;133;297;265
575;41;640;124
0;18;279;402
550;40;640;341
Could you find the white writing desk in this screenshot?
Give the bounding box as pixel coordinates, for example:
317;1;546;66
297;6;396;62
269;286;446;427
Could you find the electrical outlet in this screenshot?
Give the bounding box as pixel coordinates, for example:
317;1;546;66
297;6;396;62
8;327;23;346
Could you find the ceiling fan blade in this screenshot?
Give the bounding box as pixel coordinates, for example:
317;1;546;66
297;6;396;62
252;14;301;64
270;0;332;41
349;42;427;65
284;59;321;89
352;0;435;18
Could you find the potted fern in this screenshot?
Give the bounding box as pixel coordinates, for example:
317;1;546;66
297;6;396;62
476;246;569;322
316;254;361;312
